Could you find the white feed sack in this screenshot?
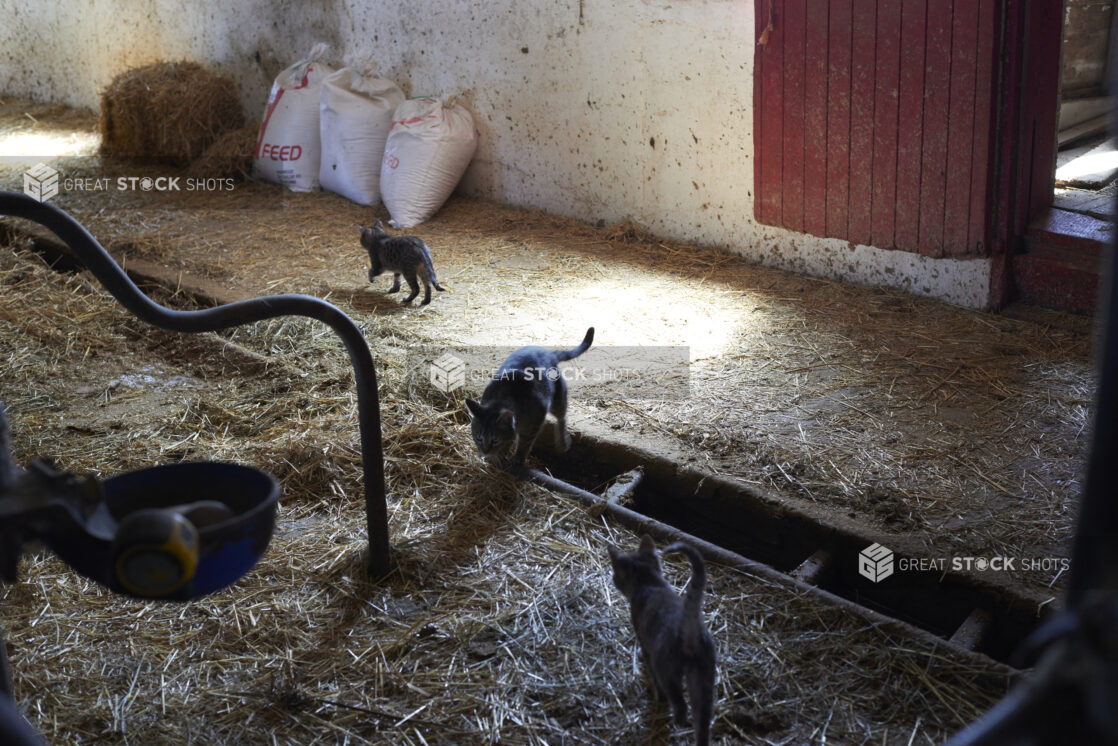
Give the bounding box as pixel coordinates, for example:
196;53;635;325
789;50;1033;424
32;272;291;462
380;97;479;227
252;43;335;192
319;68;405;206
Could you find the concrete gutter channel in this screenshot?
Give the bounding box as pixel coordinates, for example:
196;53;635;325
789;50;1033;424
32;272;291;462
3;220;1037;676
531;434;1052;673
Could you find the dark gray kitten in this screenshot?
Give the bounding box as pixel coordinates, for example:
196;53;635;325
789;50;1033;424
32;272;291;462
360;219;445;304
608;536;716;746
465;327;594;470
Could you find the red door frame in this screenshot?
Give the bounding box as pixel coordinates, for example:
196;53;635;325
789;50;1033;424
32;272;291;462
989;0;1065;308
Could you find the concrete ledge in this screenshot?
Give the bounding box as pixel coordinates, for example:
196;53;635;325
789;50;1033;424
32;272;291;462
1027;207;1111;255
1018;207;1107;314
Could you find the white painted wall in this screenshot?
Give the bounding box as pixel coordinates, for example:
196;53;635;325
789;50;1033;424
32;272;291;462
0;0;991;307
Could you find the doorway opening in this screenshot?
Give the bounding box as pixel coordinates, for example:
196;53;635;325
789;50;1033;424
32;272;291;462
1053;0;1117;221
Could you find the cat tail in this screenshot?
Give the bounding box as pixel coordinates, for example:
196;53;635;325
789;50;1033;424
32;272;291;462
661;542;706;614
554;327;595;362
422;250;445;291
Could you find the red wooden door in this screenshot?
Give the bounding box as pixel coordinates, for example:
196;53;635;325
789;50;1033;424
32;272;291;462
754;0;999;259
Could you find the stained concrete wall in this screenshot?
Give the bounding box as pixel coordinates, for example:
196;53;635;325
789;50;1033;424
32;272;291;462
0;0;991;307
1061;0;1115;96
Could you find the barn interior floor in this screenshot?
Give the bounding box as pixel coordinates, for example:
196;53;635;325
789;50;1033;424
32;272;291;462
67;188;1100;586
0;98;1097;743
13;178;1095;597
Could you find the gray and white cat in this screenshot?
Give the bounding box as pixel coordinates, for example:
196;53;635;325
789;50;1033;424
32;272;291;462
607;536;716;746
360;220;445;304
465;327;594;470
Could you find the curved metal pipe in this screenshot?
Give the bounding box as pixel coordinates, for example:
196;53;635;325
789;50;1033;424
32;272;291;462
0;191;390;575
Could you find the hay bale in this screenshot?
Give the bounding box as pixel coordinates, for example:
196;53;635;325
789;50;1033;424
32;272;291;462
187;122;260;180
99;60;244;165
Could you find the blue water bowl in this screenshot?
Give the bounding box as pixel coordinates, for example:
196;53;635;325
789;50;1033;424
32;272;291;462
49;462;279;600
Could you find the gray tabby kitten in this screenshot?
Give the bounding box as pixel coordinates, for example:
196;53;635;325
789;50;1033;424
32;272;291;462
360;219;445;304
465;327;594;470
607;536;716;746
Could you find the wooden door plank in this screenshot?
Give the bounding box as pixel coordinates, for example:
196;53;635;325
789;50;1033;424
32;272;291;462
848;0;877;245
918;0;953;258
825;0;854;239
895;0;927;251
967;0;996;254
782;0;807;232
871;0;903;248
944;0;979;255
756;0;785;226
804;0;830;237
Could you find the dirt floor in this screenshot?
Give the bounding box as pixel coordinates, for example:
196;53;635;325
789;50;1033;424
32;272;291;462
0;96;1098;743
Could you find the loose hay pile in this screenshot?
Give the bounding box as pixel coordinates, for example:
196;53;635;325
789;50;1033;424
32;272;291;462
0;242;1015;744
187;122;260;181
98;61;244;166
